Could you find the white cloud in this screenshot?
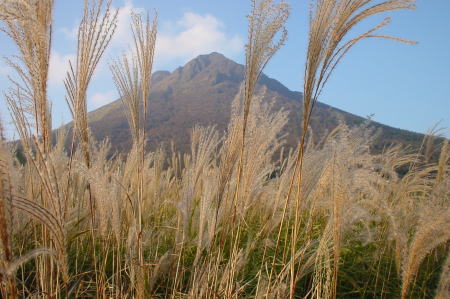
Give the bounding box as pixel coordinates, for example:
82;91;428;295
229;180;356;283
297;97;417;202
48;51;75;87
155;12;244;65
110;0;142;48
57;0;138;78
60;0;139;45
59;1;243;70
59;24;78;40
0;52;74;87
88;90;117;109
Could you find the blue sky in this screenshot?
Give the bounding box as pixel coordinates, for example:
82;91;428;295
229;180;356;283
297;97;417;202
0;0;449;139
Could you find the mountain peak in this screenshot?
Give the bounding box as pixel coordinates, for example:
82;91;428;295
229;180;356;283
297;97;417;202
173;52;241;81
191;52;232;66
86;52;424;155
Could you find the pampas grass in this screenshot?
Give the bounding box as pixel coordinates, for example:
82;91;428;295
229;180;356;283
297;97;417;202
286;1;417;298
435;251;450;299
65;0;118;167
110;9;158;297
1;0;448;298
1;0;54;154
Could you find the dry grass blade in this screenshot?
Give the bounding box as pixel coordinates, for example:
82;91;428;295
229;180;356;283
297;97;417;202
435;251;450;299
284;1;416;298
436;139;449;185
110;55;141;143
400;206;450;299
2;248;57;278
131;10;158;129
110;9;158;298
110;9;157;147
2;0;449;297
237;0;289;188
1;0;54;154
235;3;289;287
8;194;68;282
0;121;17;298
0;129;11;261
65;0;118;167
304;0;415;120
4;90;33;153
10;196;65;251
243;0;289;126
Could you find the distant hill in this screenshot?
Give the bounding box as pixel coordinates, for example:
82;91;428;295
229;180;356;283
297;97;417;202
74;52;424;154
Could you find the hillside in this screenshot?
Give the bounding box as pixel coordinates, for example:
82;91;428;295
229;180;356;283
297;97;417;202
80;52;424;153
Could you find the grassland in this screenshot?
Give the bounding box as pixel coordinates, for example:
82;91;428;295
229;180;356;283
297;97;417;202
0;0;448;298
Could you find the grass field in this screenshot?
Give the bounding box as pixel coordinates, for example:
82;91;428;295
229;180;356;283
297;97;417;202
0;0;448;298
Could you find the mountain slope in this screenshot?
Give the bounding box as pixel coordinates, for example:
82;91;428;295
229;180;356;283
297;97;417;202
84;52;424;153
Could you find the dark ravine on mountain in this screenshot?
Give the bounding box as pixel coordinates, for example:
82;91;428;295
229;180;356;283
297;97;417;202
70;52;424;155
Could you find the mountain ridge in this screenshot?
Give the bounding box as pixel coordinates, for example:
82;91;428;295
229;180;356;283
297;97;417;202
81;52;424;154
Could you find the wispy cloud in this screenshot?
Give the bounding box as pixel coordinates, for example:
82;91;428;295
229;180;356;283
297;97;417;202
52;0;243;111
57;0;139;81
61;0;243;68
107;1;244;64
48;51;75;88
88;90;117;109
59;24;78;40
155;12;243;66
110;0;143;48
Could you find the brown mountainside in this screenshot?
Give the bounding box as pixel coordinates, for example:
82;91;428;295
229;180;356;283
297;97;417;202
83;52;423;154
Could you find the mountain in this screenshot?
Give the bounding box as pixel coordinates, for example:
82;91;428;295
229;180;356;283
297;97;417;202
82;52;424;154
